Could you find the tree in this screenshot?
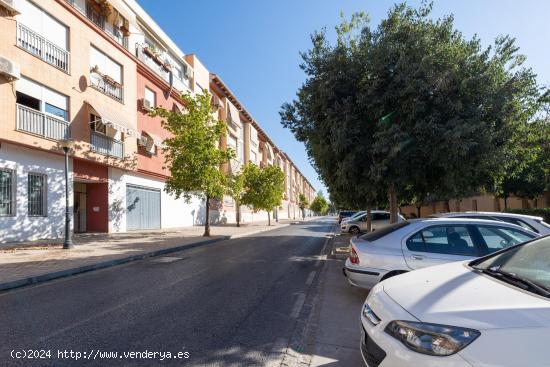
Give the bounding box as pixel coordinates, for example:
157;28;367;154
310;191;329;215
153;92;233;237
241;164;285;226
281;3;543;223
226;170;245;227
298;193;309;219
494;120;549;208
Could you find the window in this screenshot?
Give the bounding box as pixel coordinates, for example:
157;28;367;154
144;87;156;108
360;222;410;242
494;216;538;233
250;150;257;163
406;225;478;256
16;77;69;120
19;0;68;50
89;46;123;101
477;225;534;253
28;173;46;216
0;169;15;216
372;212;390;221
227;135;238;152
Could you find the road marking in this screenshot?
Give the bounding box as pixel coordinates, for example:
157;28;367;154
290;293;306;318
305;271;316;286
265;337;289;367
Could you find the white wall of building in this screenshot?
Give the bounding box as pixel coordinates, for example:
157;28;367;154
108;168;204;232
0;143;72;243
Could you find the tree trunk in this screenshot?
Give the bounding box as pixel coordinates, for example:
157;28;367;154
204;195;211;237
444;199;450;213
366;205;372;232
504;196;508;210
416;203;421;218
267;211;271;226
388;185;398;223
236;202;241;227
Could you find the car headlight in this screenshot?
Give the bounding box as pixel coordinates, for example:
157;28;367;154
385;321;480;356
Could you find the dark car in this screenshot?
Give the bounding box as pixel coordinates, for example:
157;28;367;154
338;210;357;224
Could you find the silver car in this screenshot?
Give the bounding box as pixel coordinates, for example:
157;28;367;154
432;211;550;236
340;210;405;234
343;218;538;289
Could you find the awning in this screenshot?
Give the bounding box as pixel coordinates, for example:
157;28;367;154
109;0;136;24
227;100;242;129
86;101;140;138
143;131;166;148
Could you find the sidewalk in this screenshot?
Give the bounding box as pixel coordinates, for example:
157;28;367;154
308;232;369;366
0;218;318;292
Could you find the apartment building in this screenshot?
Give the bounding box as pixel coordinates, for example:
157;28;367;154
0;0;314;243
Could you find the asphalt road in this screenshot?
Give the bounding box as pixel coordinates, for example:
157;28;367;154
0;218;335;366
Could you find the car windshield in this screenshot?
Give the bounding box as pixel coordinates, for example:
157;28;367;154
347;211;366;220
360;221;410;242
472;236;550;291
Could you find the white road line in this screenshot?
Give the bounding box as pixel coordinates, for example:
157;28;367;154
290;293;306;318
265;337;289;367
305;271;316;286
315;235;331;267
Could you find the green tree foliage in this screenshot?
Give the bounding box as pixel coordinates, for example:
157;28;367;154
298;193;309;219
241;164;285;225
153;92;233;236
281;2;544;221
494;120;550;208
310;191;329;215
226;170;245;227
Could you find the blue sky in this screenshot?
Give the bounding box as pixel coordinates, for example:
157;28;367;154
137;0;550;196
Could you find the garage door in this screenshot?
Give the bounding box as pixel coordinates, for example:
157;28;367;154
126;185;161;230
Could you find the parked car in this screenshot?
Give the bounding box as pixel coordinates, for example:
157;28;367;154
344;218;537;289
338;210;358;223
432;211;550;235
341;210;367;223
359;235;550;367
340;211;405;234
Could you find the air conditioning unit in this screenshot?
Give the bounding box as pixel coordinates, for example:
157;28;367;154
0;55;20;81
0;0;21;15
141;98;153;112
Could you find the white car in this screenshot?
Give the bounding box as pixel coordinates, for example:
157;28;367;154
344;218;537;289
340;211;405;234
341;210;367;223
360;235;550;367
433;211;550;235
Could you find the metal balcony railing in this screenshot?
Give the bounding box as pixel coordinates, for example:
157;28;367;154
171;74;192;93
136;45;171;84
16;104;70;141
91;131;124;158
89;72;124;102
16;23;70;73
64;0;129;50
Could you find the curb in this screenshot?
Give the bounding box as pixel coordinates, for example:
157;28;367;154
0;236;229;293
0;221;301;293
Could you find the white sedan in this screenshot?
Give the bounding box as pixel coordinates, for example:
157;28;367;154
360;235;550;367
344;218;537;289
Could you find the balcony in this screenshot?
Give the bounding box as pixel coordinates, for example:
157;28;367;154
16;23;70;73
172;74;192;93
16;104;70;141
64;0;129;50
89;71;124;102
136;44;171;84
91;131;124;158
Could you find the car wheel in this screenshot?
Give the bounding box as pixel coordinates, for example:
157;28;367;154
349;226;360;234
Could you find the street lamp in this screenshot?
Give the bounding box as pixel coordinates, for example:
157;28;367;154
59;139;75;249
